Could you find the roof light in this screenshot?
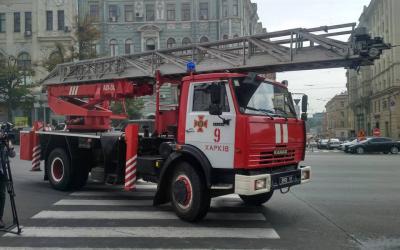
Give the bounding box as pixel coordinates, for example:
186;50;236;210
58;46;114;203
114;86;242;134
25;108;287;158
187;61;196;73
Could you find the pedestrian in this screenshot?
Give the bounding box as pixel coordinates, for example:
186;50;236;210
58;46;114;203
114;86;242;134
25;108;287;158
0;140;16;228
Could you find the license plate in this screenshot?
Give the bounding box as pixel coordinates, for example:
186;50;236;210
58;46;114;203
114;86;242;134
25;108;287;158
274;149;288;155
279;175;294;185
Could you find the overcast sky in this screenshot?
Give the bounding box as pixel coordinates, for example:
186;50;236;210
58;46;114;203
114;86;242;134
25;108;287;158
253;0;372;114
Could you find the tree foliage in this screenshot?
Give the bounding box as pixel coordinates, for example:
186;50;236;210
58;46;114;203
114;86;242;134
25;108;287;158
111;98;145;120
0;57;35;121
42;15;101;71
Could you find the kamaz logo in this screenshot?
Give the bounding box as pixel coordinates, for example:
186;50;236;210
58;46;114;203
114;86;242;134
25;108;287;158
103;85;115;91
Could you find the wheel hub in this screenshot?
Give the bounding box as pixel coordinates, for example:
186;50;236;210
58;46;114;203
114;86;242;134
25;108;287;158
51;157;64;182
173;176;192;207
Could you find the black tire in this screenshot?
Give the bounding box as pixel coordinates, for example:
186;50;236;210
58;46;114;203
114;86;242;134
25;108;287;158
390;146;399;154
356;147;365;154
170;162;210;222
72;159;89;189
46;148;73;190
239;191;274;206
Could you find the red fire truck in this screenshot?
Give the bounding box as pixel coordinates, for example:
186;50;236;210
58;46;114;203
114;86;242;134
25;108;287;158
20;24;389;221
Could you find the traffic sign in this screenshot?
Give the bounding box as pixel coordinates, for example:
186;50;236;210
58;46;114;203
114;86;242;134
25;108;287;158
373;128;381;137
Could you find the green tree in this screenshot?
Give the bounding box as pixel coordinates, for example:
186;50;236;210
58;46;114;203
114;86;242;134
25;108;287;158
0;56;35;121
42;15;101;71
111;98;145;120
76;15;101;60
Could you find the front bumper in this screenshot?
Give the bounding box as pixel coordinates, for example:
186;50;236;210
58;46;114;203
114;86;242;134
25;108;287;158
234;166;311;196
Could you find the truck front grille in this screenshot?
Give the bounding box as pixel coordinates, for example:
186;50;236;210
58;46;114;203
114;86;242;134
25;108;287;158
248;145;297;168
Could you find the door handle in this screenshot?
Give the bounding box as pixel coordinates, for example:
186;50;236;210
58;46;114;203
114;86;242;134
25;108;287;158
186;128;195;133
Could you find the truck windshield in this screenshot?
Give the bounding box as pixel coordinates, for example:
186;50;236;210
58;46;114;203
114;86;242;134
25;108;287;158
232;77;297;118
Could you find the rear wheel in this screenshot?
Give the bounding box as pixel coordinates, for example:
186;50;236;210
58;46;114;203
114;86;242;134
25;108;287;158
46;148;73;190
170;162;210;222
239;191;274;206
390;146;399;154
356;147;365;154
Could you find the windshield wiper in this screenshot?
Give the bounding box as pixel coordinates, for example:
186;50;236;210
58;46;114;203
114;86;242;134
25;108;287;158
245;106;274;119
274;107;290;120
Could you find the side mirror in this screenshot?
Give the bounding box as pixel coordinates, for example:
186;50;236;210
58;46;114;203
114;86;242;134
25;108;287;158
209;84;223;116
209;104;222;116
301;95;308;113
209;84;222;104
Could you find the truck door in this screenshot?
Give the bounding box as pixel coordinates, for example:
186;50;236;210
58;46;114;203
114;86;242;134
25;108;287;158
185;81;236;169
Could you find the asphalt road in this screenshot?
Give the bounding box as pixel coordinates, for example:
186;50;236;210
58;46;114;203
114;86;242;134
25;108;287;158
0;147;399;250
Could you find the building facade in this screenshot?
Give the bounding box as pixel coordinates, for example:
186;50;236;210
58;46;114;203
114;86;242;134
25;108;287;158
78;0;265;55
347;0;400;139
0;0;77;124
0;0;77;82
77;0;265;116
325;93;351;140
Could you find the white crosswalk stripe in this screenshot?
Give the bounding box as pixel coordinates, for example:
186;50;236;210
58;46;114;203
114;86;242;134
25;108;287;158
1;183;280;248
32;210;266;221
5;226;279;239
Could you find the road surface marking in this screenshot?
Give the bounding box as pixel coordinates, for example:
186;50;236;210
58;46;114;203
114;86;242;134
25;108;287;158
70;191;155;197
4;226;280;239
54;199;153;206
32;210;266;221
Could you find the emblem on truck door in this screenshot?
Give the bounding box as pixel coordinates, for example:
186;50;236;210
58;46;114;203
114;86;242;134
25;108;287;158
194;115;208;132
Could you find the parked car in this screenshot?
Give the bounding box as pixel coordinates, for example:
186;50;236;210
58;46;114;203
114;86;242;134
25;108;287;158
340;139;359;152
327;138;341;150
349;137;400;154
317;139;329;149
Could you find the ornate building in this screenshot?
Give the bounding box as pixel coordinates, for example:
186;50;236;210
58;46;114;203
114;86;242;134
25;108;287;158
77;0;266;116
347;0;400;139
0;0;77;123
78;0;265;55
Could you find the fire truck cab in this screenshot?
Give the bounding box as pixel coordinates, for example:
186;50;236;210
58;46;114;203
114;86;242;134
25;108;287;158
149;72;310;221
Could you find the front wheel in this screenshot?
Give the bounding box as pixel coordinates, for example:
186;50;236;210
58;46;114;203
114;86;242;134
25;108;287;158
239;191;274;206
356;147;365;154
170;162;210;222
390;146;399;154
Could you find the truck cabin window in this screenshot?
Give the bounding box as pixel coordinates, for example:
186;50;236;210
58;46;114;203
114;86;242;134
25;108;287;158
233;78;296;118
192;83;230;112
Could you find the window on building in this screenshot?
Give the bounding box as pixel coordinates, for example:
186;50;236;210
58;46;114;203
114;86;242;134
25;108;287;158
340;101;345;107
182;3;191;21
182;37;191;46
146;4;155;21
385;121;389;137
58;10;65;31
200;36;209;43
167;38;176;48
340;121;345;128
17;52;31;70
383;100;387;109
109;39;118;56
192;83;229;112
125;5;134;22
199;2;209;20
89;4;100;21
167;4;176;21
222;0;228;17
14;13;21;32
0;13;5;33
125;39;133;54
46;11;53;31
109;5;118;22
233;0;239;16
25;12;32;31
146;38;156;51
341;111;344;117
